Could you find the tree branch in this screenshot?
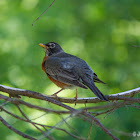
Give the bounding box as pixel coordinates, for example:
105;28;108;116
0;84;119;140
0;84;139;104
16;105;54;140
0;94;70;114
1;106;84;140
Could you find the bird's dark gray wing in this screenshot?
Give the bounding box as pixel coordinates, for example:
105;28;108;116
44;56;87;89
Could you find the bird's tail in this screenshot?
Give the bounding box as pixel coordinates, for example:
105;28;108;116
83;80;109;101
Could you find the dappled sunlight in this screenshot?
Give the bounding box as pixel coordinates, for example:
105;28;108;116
30;112;61;126
63;37;85;55
6;135;19;140
82;3;105;22
43;84;78;98
114;45;128;63
112;20;140;44
21;0;39;10
0;0;140;139
8;66;31;87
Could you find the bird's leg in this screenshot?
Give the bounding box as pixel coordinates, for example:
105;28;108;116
74;88;78;107
51;88;64;97
75;88;78;99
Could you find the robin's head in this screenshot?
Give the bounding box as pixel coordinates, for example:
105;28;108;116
38;42;63;56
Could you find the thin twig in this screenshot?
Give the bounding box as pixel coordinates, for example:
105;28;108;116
60;115;81;137
16;105;54;140
132;45;140;47
81;112;119;140
104;108;117;118
89;107;116;117
32;0;56;26
38;111;83;140
0;94;70;114
1;106;82;140
81;101;133;111
88;120;93;140
31;113;48;120
0;116;36;140
109;129;132;137
125;104;140;109
0;100;9;107
88;101;130;117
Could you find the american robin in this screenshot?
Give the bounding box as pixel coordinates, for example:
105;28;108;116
38;42;109;101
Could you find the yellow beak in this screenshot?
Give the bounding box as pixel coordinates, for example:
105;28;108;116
38;43;48;48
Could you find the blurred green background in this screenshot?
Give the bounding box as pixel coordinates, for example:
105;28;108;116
0;0;140;139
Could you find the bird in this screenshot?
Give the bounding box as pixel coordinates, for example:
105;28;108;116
38;42;109;101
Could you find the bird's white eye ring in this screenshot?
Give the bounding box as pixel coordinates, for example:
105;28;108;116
50;43;55;48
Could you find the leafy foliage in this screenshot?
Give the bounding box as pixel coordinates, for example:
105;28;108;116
0;0;140;139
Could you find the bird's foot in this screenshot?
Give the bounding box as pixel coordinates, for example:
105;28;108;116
51;93;58;99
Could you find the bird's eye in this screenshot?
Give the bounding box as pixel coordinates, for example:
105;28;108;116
50;43;55;48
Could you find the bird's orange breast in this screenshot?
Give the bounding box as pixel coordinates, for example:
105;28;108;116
42;56;69;88
42;56;49;73
47;75;69;88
